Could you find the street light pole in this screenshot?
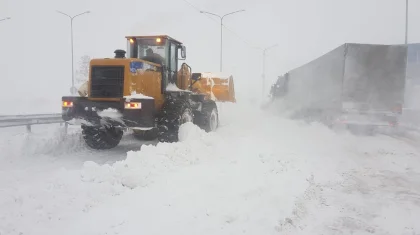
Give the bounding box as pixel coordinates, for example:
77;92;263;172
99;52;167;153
262;44;278;98
405;0;408;44
0;17;11;22
200;9;245;72
56;10;90;94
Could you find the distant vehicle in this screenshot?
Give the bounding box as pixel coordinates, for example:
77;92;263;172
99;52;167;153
403;43;420;109
400;43;420;129
269;43;409;134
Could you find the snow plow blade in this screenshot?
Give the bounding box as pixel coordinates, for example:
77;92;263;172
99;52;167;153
191;72;236;103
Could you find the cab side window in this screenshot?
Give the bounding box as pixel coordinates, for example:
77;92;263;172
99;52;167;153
167;42;178;83
169;43;177;73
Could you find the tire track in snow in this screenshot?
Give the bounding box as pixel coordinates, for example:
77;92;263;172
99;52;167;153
274;148;420;235
275;174;327;233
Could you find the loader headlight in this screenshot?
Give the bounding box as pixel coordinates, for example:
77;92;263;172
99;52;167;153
125;102;141;109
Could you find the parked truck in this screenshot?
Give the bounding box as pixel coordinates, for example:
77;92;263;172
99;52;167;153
269;43;409;133
400;43;420;129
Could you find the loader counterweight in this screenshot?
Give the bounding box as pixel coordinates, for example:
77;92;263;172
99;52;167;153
62;96;155;128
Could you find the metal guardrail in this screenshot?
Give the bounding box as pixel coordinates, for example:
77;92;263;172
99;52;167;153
0;113;65;132
0;109;418;136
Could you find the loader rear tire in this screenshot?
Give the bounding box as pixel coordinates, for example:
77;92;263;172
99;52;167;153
195;100;219;132
81;125;123;150
157;99;193;143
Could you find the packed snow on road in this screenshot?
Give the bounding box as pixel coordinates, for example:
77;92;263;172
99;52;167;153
1;102;420;235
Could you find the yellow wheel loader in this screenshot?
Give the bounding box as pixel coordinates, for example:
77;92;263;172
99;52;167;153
61;35;236;149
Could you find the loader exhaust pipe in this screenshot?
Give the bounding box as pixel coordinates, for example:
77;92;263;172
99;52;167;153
114;49;126;58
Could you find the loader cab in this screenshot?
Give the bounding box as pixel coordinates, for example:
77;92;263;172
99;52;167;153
126;35;186;85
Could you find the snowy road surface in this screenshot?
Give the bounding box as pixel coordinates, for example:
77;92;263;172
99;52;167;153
1;102;420;235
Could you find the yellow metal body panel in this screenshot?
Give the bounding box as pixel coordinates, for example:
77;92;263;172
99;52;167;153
176;63;192;90
84;57;236;113
191;73;236;103
88;58;165;110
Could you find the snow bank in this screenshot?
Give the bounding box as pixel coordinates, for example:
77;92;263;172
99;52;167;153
2;101;420;235
124;91;154;100
178;122;208;142
97;108;123;119
0;124;136;235
0;124;86;165
97;108;125;125
80;122;218;190
166;83;191;92
166;83;182;91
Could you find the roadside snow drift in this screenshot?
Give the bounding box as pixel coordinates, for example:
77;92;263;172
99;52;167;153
1;102;420;235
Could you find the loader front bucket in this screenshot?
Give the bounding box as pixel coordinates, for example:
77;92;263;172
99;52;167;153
192;73;236;103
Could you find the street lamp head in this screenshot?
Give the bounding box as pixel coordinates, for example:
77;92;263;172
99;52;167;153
56;10;90;19
263;43;278;51
0;17;11;21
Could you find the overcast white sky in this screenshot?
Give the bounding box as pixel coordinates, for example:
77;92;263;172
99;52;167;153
0;0;419;114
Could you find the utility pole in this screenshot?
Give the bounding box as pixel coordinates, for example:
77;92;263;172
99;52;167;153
56;10;90;95
262;44;278;98
405;0;408;44
200;9;245;72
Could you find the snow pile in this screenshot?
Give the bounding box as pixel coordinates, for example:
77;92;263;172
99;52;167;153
166;83;183;91
0;124;134;235
0;166;127;235
97;108;122;119
2;102;420;234
178;122;211;142
67;103;420;235
80;122;219;190
166;83;191;92
124;91;154;100
0;124;86;164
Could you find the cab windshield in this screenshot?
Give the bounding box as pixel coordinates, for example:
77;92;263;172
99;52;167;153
127;37;168;65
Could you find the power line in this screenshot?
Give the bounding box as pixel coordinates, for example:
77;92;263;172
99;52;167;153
181;0;219;23
180;0;260;50
223;25;261;50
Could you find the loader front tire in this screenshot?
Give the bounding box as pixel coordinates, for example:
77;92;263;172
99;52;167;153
81;125;123;150
195;100;219;132
157;99;193;143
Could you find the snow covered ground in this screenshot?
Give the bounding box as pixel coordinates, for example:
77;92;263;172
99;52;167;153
1;102;420;235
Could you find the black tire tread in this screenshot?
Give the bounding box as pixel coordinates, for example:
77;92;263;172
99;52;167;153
157;99;193;143
194;100;219;132
81;125;123;150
